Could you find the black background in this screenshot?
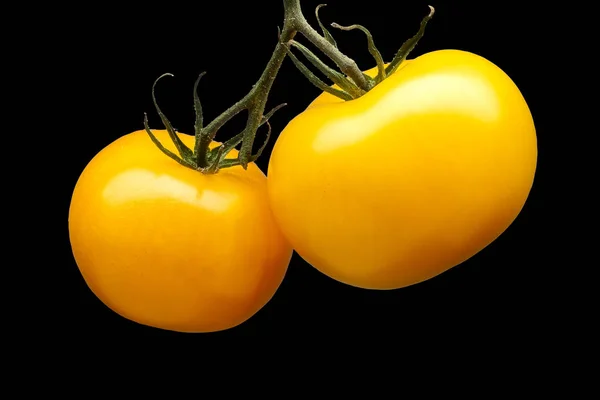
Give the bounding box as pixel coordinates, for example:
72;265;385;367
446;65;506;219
59;0;554;351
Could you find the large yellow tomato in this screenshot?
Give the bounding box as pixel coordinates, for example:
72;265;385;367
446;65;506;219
69;130;292;332
267;49;537;290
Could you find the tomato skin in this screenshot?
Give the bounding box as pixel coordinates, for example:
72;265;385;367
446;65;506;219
267;49;537;290
69;130;292;332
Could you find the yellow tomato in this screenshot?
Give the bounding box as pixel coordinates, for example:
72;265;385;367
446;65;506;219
69;130;292;332
267;50;537;290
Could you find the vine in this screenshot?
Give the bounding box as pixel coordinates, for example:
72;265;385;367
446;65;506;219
144;0;434;173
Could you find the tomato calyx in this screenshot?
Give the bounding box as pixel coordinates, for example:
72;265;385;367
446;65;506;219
144;73;279;173
284;4;435;101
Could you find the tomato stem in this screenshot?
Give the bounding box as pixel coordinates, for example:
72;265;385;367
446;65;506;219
287;4;435;101
200;0;299;170
144;1;300;172
143;0;434;173
288;1;371;92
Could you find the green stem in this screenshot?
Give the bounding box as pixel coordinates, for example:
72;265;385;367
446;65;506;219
288;2;371;92
200;0;299;169
144;0;435;174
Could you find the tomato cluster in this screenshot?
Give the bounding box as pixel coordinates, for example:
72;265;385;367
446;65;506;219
69;10;536;333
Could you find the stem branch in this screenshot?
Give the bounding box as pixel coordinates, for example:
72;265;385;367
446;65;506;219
199;0;299;168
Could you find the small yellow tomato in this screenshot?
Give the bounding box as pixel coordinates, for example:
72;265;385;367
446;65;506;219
69;130;292;332
267;50;537;290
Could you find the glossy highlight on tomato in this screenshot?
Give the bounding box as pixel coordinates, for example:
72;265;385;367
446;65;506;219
267;49;537;290
69;130;292;332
